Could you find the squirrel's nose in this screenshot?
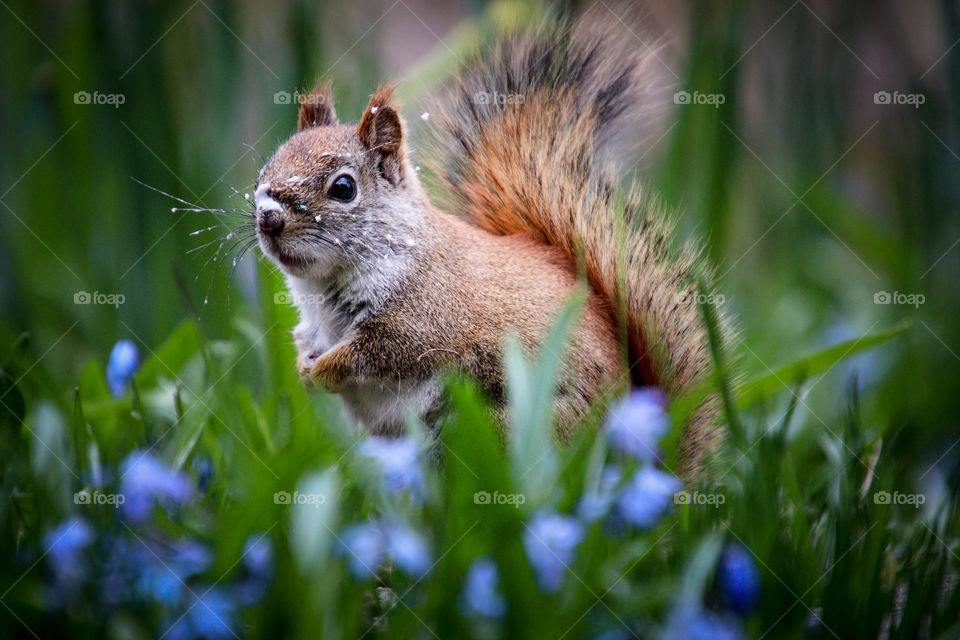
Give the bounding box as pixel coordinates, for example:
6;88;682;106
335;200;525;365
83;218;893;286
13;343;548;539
258;211;285;236
254;182;286;236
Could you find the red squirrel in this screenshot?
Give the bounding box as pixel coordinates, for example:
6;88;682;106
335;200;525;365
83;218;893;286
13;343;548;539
254;19;720;475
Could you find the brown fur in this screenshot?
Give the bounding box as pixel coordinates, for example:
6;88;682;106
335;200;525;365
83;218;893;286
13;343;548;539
257;18;723;477
297;81;338;130
423;20;723;474
297;209;626;436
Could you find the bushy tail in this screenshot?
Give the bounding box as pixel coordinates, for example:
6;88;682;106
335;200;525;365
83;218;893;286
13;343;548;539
424;17;720;470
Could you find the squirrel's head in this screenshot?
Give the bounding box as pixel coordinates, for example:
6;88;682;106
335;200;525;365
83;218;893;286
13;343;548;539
254;83;421;279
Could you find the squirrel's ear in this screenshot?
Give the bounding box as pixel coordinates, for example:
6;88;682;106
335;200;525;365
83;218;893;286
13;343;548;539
297;81;338;130
357;86;405;184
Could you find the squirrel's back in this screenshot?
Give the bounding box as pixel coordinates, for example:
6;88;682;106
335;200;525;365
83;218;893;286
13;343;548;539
425;17;720;473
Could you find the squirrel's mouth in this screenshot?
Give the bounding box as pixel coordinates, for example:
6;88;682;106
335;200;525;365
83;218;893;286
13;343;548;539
259;234;317;271
275;249;316;270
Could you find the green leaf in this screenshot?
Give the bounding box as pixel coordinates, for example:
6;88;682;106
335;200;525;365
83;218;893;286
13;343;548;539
505;290;585;505
134;320;201;389
441;377;517;519
671;321;909;426
699;279;745;446
675;532;723;604
27;401;74;513
290;469;341;575
172;387;206;471
737;321;909;407
0;369;26;462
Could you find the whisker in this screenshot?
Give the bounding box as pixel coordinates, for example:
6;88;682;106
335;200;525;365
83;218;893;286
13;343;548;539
350;237;389;260
131;176;202;208
229;239;259;277
187;234;234;255
223;233;257;264
188;227;253;259
195;250;221;281
219;179;256;207
301;231;338;251
196;233;242;283
242;143;266;167
304;230;373;267
132;176;251;217
189;225;224;236
171;206;252;217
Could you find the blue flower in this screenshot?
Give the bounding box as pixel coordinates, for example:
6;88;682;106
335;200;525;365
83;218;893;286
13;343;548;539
339;520;432;579
357;436;425;497
192;456;214;493
383;522;431;577
463;556;507;618
43;517;94;591
242;534;274;578
718;544;761;615
605;388;670;462
523;510;585;593
102;537;154;605
106;339;141;398
663;603;746;640
189;588;236;639
165;587;237;640
170;539;214;578
614;467;682;529
339;522;385;579
136;562;184;604
236;533;274;605
124;538;211;604
578;465;623;522
119;450;194;523
44;517;94;564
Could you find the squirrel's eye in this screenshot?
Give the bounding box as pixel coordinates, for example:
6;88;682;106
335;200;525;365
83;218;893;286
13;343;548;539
328;175;357;202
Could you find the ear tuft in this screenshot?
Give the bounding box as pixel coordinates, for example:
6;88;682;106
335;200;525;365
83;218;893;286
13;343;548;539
297;81;338;130
357;86;406;184
357;85;403;154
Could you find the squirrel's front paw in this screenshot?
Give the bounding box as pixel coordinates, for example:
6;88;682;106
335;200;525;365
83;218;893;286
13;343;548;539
296;351;321;388
297;345;352;393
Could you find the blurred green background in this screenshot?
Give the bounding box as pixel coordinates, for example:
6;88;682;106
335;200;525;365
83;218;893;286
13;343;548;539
1;0;958;474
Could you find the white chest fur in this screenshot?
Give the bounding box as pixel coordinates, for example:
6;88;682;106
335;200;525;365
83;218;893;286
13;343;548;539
284;256;439;433
339;377;443;436
286;276;347;355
